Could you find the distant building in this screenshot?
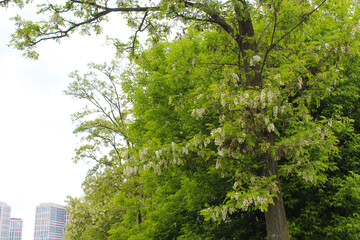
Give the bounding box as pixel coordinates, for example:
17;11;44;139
9;218;22;240
33;203;69;240
0;201;11;240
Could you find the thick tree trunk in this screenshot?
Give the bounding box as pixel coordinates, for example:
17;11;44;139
264;133;290;240
264;155;290;240
233;1;291;239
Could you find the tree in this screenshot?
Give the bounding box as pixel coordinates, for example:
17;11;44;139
5;1;360;239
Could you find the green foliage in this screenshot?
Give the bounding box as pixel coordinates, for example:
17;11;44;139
5;0;360;239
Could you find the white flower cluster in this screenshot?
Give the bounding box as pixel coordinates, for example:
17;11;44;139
139;147;149;161
231;72;240;84
123;165;138;177
250;55;262;66
155;150;162;159
299;169;315;182
171;141;177;152
235;193;272;212
273;105;279;118
154;164;161;175
171;157;182;165
267;123;275;133
233;92;249;106
204;137;211;147
260;90;266;108
341;45;346;54
211;128;226;146
121;150;129;159
351;26;359;38
215;159;222;169
221;93;226;107
234;88;279;110
191;108;206;119
298;77;303;89
325;42;330;50
181;144;189;154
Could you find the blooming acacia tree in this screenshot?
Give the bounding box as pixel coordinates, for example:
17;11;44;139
4;0;360;239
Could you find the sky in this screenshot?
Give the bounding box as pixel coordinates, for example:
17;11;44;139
0;4;127;240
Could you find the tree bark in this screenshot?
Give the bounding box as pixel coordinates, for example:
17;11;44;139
234;1;290;238
262;131;290;240
264;147;290;240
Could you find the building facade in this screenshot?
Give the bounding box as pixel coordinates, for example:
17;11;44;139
9;218;22;240
0;202;11;240
33;203;69;240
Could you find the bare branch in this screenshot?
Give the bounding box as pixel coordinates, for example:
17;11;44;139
131;11;149;54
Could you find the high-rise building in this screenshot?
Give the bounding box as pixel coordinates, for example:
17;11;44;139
0;201;11;240
33;203;69;240
9;218;22;240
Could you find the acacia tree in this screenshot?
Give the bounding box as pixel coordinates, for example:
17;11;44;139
4;1;360;239
64;61;130;169
63;26;360;239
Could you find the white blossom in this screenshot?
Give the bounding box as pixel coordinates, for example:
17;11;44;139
325;42;330;50
219;114;226;123
264;117;270;126
221;93;226;106
192;137;201;147
328;119;333;127
218;147;225;156
267;90;274;104
181;145;189;154
121;150;129;159
192;58;196;65
234;97;239;105
155;150;161;159
154;164;161;175
341;46;346;54
221;207;228;221
216;160;222;169
139;147;149;161
211;128;226;146
298;77;303;89
351;26;359;38
250;55;261;66
231;72;240;83
171;142;177;152
229;207;236;214
273;106;279;118
204;138;211;147
191;108;206;119
260;90;266;109
267;123;275;132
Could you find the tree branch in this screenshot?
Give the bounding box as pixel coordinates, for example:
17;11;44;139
131;11;149;54
184;1;235;36
260;0;328;77
270;0;328;51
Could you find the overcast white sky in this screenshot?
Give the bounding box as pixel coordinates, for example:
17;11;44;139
0;4;128;240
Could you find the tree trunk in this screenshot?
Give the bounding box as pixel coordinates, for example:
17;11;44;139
264;133;290;240
234;1;290;239
264;158;290;240
138;210;142;224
